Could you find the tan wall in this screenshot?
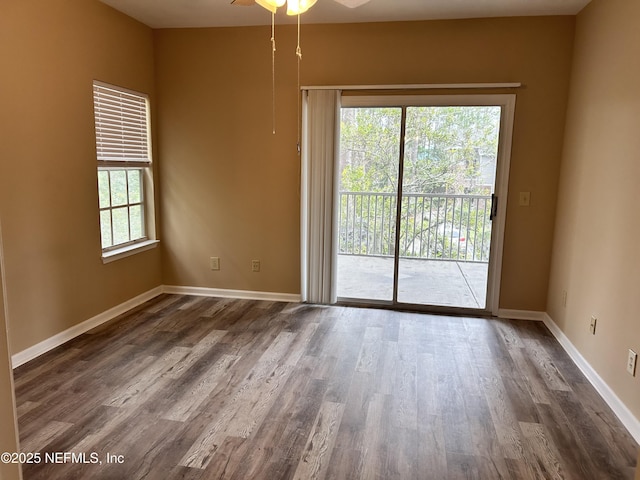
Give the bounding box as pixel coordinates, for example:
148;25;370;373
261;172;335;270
155;17;575;305
547;0;640;422
0;1;162;354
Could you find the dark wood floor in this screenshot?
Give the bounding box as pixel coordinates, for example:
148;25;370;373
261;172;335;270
13;295;639;479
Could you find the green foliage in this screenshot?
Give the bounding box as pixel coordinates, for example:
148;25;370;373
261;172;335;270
339;105;500;195
338;105;500;262
98;169;144;249
339;107;400;193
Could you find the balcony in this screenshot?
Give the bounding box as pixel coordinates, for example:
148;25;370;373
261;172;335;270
337;191;492;309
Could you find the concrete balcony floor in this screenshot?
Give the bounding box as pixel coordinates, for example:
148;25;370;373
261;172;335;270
336;255;488;309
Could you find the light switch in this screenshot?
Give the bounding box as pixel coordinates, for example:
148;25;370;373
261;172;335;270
519;191;531;207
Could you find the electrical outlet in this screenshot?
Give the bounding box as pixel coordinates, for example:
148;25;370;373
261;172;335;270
251;260;260;272
562;290;567;308
589;316;597;335
210;257;220;271
627;349;637;376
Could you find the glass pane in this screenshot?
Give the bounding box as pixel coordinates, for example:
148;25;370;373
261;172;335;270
336;107;402;301
129;205;143;240
98;170;111;208
100;210;112;248
397;106;501;308
112;207;130;246
110;170;128;207
128;170;141;204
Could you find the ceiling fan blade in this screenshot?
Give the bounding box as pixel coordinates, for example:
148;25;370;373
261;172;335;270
232;0;370;9
333;0;371;8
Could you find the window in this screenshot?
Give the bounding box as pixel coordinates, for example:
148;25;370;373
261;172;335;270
93;81;157;262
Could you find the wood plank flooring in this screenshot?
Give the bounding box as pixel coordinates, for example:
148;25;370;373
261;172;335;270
13;295;639;479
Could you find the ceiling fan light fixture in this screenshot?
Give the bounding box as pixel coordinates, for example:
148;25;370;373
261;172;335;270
286;0;317;15
334;0;369;7
255;0;285;13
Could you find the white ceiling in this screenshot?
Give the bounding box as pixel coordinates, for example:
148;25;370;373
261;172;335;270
99;0;592;29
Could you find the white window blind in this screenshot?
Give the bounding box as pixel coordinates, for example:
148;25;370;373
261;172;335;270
93;82;150;164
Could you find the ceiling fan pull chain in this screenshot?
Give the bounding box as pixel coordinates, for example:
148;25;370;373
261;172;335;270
271;11;276;134
271;12;276;53
296;13;302;154
296;13;302;60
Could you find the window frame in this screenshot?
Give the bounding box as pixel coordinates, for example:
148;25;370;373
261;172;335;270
93;81;158;263
98;167;147;252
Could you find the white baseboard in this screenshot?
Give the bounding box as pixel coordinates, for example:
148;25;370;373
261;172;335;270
542;313;640;444
162;285;301;303
497;309;546;321
11;286;163;368
11;285;300;369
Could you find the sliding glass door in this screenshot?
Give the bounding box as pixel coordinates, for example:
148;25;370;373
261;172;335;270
336;107;401;301
336;95;513;313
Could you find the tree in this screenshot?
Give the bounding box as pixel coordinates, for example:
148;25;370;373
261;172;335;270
339;107;401;193
403;106;500;194
338;105;500;261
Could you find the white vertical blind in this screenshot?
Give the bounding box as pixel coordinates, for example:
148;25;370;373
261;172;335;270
93;82;151;164
301;89;341;304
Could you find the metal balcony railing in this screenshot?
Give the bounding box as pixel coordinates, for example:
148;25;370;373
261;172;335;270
338;191;492;263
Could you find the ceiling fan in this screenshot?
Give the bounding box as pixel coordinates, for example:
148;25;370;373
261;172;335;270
231;0;371;15
231;0;371;137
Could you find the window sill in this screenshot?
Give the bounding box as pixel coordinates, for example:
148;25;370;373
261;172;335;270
102;240;159;264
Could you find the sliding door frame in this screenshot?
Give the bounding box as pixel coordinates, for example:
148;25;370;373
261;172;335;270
338;93;516;316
